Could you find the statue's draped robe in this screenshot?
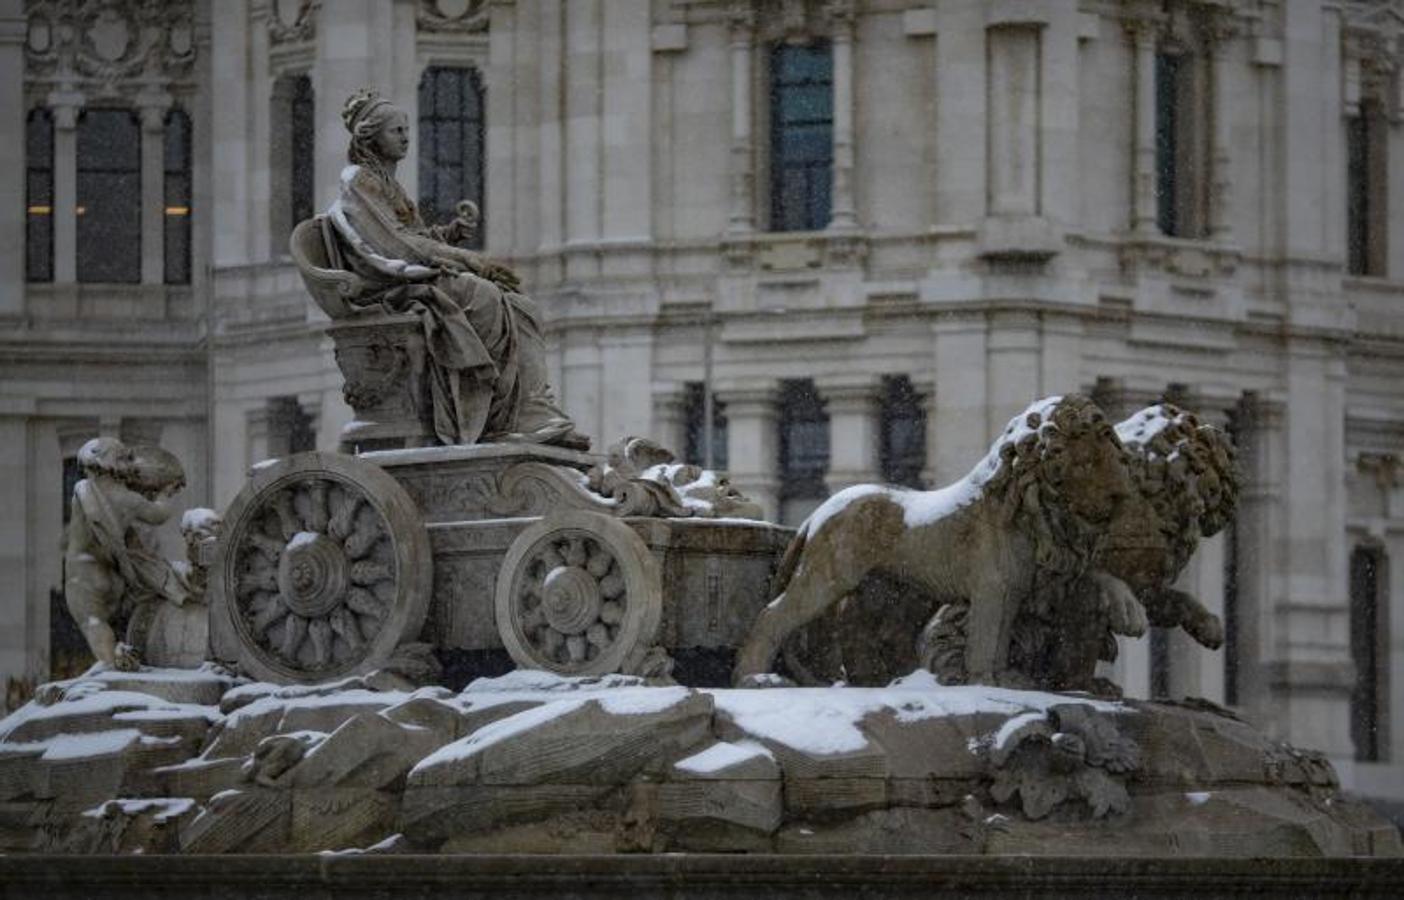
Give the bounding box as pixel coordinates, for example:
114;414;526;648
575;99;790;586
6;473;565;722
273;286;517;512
72;478;190;609
329;164;573;445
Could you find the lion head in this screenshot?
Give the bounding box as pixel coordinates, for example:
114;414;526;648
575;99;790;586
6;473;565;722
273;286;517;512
1115;404;1238;573
975;394;1131;580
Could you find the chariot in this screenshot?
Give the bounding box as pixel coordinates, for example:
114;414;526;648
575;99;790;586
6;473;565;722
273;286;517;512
207;219;791;686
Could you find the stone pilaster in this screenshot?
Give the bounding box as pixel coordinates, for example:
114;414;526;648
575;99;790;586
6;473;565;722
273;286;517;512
651;384;690;463
49;93;81;284
137;97;171;285
726;0;756;235
716;383;779;521
826;0;858;231
817;375;882;493
0;0;24;313
1201;9;1236;243
1125;17;1159;236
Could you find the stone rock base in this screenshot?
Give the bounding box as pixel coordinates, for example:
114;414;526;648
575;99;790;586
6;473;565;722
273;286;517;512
0;667;1397;858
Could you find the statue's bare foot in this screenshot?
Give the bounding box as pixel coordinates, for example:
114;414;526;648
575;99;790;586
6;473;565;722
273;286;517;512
113;642;142;672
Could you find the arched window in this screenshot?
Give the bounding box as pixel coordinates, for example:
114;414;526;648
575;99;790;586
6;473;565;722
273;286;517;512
77;108;141;283
769;42;832;232
418;65;486;248
26;107;54;283
164;107;192;284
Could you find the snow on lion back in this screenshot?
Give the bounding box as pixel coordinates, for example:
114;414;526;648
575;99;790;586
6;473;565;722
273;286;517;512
798;396;1066;535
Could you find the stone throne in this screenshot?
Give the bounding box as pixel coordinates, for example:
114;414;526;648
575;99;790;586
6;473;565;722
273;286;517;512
289;216;439;452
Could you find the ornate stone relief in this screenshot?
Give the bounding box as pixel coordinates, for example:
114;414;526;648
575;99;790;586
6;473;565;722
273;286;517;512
416;0;489;34
1341;0;1404;117
24;0;196;92
267;0;319;46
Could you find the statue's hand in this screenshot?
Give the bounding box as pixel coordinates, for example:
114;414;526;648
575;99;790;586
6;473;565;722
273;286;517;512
480;259;521;293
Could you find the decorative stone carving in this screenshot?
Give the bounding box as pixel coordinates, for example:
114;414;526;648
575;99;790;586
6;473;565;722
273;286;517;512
733;395;1143;688
585;436;764;520
416;0;489;34
290;90;587;452
62;437;213;672
24;0;197;93
267;0;319;46
208;453;433;684
986;705;1141;821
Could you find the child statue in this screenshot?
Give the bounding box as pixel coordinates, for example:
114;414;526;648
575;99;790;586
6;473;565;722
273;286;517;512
327;88;589;450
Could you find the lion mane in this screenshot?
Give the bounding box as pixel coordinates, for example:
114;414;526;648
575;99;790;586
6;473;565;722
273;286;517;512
748;394;1133;688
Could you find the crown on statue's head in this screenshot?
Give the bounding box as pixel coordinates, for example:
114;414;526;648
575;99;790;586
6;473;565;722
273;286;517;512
342;88;390;133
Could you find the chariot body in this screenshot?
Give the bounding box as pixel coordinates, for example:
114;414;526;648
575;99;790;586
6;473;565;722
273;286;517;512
207;218;790;686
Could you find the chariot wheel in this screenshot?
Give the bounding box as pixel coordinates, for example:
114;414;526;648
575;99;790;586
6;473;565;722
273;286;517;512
495;511;662;676
209;452;432;684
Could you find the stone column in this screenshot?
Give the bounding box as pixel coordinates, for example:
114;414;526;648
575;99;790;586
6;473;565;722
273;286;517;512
210;0;251;267
137;97;170;285
717;384;780;521
931;314;988;486
0;413;30;681
651;385;690;462
726;0;756;235
1126;18;1158;235
0;0;24;314
1202;11;1235;243
818;375;882;493
827;0;858;231
49;93;82;284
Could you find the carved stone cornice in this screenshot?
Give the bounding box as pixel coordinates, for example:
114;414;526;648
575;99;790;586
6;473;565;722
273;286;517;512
1356;451;1401;491
416;0;489;34
24;0;197;94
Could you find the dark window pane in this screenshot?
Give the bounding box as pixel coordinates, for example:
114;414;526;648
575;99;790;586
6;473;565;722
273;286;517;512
26;108;54;283
770;43;832;232
880;375;925;488
291;75;315;228
1350;546;1386;762
778;379;829;500
164;108;192;284
77;109;140;283
419;65;485;247
1154;52;1180;237
683;382;728;470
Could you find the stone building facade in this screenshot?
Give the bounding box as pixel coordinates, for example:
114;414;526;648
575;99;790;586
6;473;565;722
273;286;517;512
1;0;1402;805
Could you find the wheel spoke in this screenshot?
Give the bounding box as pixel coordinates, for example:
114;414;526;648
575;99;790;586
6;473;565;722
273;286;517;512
280;614;308;660
308;618;333;668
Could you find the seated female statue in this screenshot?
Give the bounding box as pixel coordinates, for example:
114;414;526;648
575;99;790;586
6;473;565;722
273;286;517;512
328;88;588;450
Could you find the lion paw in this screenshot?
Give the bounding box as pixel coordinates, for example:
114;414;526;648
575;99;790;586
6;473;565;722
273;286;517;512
112;642;142;672
1184;611;1225;649
1093;573;1147;637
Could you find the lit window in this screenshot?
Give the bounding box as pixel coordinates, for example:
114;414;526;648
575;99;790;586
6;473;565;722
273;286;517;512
26;107;54;283
769;42;832;232
418;66;486;249
1347;99;1389;277
77;108;141;283
164;107;192;284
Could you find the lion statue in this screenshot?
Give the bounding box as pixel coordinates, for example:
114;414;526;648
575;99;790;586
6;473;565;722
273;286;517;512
732;394;1146;688
999;404;1238;693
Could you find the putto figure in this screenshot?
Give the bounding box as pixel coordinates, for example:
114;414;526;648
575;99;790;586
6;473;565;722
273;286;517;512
324;88;587;449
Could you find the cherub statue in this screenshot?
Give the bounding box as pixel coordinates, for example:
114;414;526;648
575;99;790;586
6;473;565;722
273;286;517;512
63;438;192;671
325;88;588;450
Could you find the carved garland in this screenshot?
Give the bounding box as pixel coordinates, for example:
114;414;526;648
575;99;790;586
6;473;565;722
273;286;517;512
25;0;197;92
416;0;489;34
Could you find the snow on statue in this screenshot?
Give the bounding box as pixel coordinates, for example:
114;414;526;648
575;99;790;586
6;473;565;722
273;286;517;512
732;394;1148;688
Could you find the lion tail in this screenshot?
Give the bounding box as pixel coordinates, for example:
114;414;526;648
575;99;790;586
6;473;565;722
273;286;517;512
769;524;809;598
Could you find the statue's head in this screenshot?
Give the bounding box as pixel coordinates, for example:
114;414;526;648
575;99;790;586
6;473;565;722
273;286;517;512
342;88;409;166
77;437;131;479
126;445;188;500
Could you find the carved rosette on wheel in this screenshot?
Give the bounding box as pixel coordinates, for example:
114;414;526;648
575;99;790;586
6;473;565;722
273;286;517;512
209;452;432;683
495;511;664;676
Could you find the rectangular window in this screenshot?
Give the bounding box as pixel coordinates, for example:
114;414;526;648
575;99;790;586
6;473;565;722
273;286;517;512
1347;100;1389;278
778;379;829;500
1154;52;1181;237
769;42;833;232
419;66;486;249
1350;546;1388;762
1154;51;1208;239
26;108;54;283
880;375;926;488
163;107;192;284
268;396;317;456
683;382;728;470
77;108;141;283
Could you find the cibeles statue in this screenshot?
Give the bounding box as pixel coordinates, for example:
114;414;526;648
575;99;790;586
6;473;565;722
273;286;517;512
291;88;588;451
63;438;221;671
